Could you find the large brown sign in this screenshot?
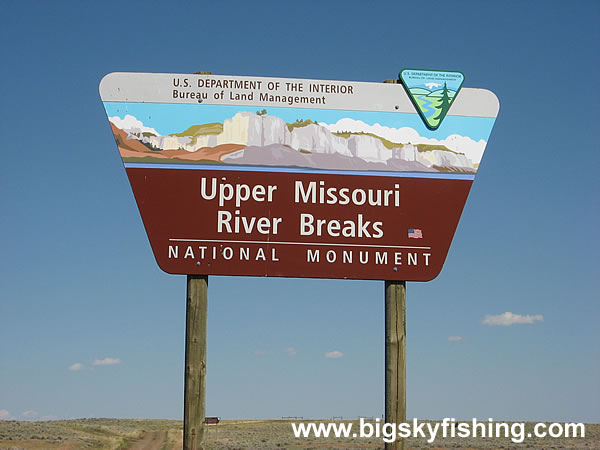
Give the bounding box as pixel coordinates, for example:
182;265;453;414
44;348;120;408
100;72;498;281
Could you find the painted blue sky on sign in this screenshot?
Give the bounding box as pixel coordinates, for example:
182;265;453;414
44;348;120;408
103;102;496;142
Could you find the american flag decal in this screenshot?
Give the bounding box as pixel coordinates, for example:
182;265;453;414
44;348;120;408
408;228;423;239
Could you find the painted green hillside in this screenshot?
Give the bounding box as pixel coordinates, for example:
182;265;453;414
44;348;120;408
173;123;223;137
286;119;318;132
416;143;461;155
409;87;431;95
173;122;224;146
333;131;403;149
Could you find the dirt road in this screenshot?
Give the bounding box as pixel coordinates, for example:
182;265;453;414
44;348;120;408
129;430;168;450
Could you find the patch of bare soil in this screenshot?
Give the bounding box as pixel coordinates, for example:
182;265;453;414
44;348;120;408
128;430;167;450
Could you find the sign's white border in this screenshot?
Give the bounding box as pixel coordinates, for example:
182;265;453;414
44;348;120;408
100;72;499;118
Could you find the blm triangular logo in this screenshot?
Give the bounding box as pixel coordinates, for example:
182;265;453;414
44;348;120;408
399;69;465;130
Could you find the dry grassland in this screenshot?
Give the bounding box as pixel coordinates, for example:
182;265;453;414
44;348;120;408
0;419;178;450
1;418;598;449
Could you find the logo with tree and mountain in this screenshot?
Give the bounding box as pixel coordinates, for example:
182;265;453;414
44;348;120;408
399;69;465;130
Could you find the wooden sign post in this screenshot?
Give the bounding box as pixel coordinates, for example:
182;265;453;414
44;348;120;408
385;280;406;450
184;275;208;450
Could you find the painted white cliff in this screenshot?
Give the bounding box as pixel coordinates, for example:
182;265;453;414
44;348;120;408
217;112;257;146
348;134;392;162
393;144;473;169
289;123;353;156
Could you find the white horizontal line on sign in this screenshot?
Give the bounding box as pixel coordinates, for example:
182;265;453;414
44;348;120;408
168;238;431;251
123;163;476;180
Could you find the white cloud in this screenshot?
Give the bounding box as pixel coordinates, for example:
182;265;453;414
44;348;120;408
109;114;160;136
22;410;39;419
319;118;488;164
325;351;344;359
0;410;14;420
320;118;421;144
92;357;121;366
253;350;269;356
482;312;544;326
284;347;297;356
68;362;84;371
448;336;463;342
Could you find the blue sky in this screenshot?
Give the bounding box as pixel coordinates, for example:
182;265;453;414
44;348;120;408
1;0;599;425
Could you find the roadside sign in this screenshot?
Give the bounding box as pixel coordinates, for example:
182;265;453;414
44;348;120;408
99;72;498;281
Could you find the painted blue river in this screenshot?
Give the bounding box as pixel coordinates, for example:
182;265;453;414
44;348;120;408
416;94;436;117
